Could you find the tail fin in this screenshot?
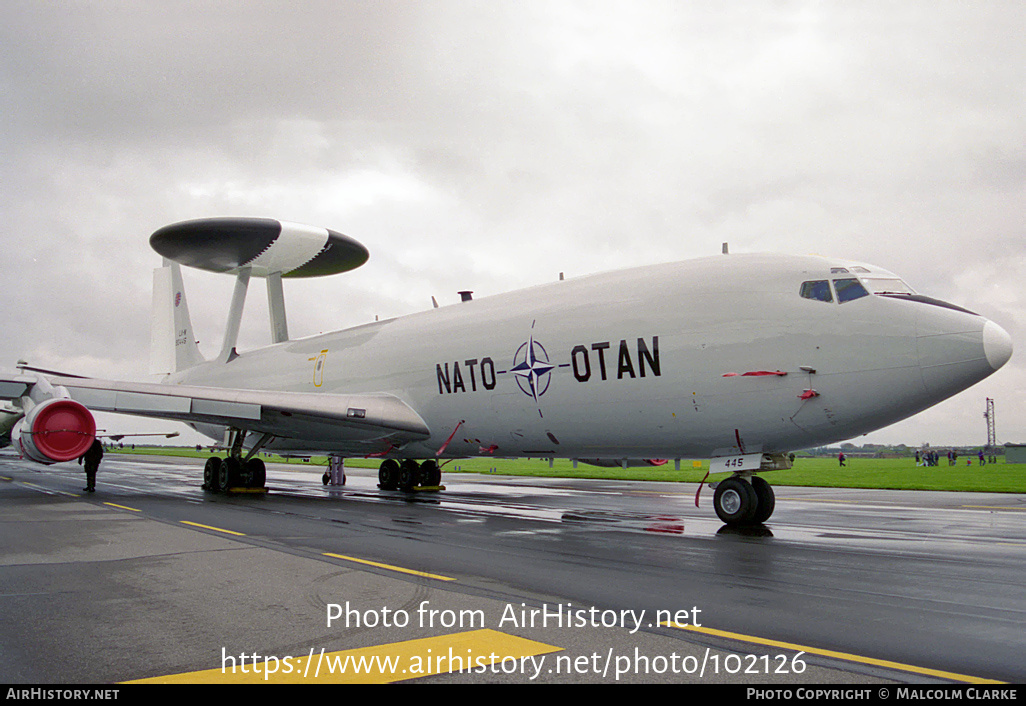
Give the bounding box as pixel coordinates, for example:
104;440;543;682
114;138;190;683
150;261;205;374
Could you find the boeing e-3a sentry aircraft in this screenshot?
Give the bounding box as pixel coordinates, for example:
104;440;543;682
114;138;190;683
1;218;1013;525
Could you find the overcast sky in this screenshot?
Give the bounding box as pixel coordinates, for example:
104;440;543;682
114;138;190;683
2;1;1023;448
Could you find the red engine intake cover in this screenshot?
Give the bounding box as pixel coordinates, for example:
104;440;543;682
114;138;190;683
26;399;96;462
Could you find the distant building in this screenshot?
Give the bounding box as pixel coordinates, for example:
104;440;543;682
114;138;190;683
1003;444;1026;464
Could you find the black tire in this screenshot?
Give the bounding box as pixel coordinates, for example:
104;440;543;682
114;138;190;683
322;472;330;486
398;460;419;492
245;458;266;488
713;477;757;525
217;460;230;492
378;459;399;490
750;476;775;524
203;457;222;491
420;459;441;486
219;457;241;492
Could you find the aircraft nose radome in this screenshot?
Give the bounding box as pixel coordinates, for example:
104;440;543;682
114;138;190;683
983;319;1013;371
916;309;1010;399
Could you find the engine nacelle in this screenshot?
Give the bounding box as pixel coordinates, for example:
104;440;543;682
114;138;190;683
12;398;96;464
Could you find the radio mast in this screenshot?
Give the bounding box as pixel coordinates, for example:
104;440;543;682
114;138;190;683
984;397;997;461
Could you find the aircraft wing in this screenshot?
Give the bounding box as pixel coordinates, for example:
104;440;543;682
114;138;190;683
0;376;35;401
0;373;431;452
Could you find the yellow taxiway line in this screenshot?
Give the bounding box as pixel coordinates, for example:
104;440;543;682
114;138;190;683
665;623;1001;684
179;520;246;536
323;552;455;581
103;502;141;512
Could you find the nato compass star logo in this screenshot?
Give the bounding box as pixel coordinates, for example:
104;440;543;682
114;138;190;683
510;336;554;403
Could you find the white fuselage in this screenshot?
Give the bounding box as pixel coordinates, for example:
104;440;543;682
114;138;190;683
171;253;1010;461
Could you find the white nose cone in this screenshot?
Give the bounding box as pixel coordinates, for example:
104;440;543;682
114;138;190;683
983;320;1013;370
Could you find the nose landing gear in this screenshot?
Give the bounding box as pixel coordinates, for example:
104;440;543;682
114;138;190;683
712;475;775;525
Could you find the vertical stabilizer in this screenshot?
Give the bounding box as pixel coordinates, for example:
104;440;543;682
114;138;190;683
150;261;205;374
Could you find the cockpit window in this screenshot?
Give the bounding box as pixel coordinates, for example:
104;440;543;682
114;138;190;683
860;277;915;295
830;267;849;274
834;278;869;303
800;280;833;303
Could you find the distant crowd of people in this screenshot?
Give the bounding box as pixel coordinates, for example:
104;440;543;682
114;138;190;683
836;448;1001;468
915;449;952;466
915;449;997;466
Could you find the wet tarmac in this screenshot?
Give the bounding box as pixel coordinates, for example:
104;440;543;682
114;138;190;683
1;450;1023;684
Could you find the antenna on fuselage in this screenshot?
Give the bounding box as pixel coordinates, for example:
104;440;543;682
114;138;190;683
722;242;729;255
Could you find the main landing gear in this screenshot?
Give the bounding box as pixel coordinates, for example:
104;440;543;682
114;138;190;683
202;455;267;493
713;475;775;525
377;459;443;492
201;428;271;494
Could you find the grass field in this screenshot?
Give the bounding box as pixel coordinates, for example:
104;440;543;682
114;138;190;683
111;446;1026;493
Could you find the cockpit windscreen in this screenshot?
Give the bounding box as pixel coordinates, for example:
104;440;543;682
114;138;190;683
860;277;916;295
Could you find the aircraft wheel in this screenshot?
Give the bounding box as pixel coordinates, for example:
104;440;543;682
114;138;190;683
203;457;222;492
420;460;441;486
246;458;266;488
398;460;419;492
750;476;775;524
219;457;241;492
378;459;399;490
713;477;757;525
